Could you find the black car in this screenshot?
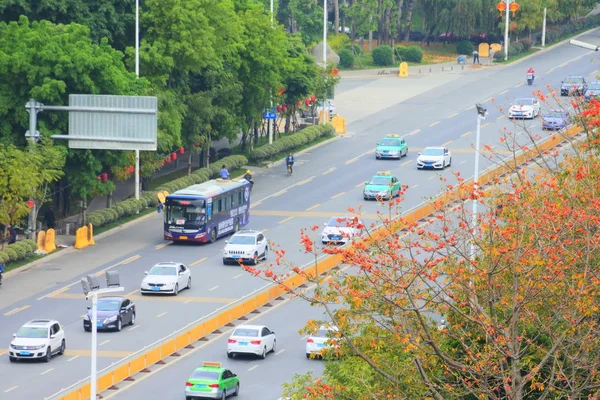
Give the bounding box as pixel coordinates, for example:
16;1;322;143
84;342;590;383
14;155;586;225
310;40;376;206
561;75;587;96
83;296;136;332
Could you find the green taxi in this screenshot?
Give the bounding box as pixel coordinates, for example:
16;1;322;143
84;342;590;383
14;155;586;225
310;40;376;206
375;134;408;159
363;171;401;200
185;362;240;400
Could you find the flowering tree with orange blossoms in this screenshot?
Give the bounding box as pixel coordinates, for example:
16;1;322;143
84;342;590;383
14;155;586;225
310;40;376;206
242;94;600;399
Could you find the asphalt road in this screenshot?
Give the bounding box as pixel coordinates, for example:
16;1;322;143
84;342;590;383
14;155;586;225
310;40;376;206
0;29;599;399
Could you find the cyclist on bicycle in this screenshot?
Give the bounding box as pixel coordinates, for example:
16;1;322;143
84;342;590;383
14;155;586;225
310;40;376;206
286;153;295;174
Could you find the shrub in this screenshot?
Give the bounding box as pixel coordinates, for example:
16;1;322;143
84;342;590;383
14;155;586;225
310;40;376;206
86;213;103;227
404;45;423;63
114;203;127;217
99;209;114;224
339;48;354;68
22;239;37;253
5;247;18;262
493;50;504;60
519;38;533;51
328;34;350;52
394;45;407;61
343;43;362;55
191;168;211;184
456;40;474;55
0;251;9;263
248;125;334;162
9;243;28;259
372;45;393;66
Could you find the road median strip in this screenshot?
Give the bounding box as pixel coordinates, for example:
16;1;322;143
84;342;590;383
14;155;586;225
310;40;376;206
45;125;583;400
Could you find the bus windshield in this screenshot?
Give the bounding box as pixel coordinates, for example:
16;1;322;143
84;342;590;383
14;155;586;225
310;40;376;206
165;199;206;227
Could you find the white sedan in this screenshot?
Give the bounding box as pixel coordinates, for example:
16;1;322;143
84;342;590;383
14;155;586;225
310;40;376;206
140;262;191;295
227;325;276;359
321;216;363;244
508;98;540;119
306;325;339;358
416;147;452;170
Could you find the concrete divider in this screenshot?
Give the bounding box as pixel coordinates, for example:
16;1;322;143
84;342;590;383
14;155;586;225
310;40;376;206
74;226;89;250
37;230;46;252
44;228;56;253
87;224;95;246
45;125;584;400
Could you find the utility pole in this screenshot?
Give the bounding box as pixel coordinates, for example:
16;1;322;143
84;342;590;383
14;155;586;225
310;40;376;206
269;0;274;144
504;0;510;61
25;100;43;241
542;8;547;47
322;0;328;124
134;0;141;199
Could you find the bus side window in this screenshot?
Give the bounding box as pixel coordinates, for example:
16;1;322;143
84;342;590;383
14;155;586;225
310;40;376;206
239;190;243;205
231;193;236;208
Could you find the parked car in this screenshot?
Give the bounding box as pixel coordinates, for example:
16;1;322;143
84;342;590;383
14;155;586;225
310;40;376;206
222;230;268;265
541;110;569;130
140;262;191;295
227;325;276;359
416;147;452;170
561;76;587;96
321;216;364;245
508;98;541;119
83;296;136;332
9;319;66;362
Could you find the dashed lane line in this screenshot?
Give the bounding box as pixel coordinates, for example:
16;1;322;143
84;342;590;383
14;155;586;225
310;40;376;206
401;160;411;167
278;216;295;224
275;349;286;355
49;293;237;303
305;204;320;211
429;121;440;127
4;386;18;393
119;255;141;265
99;340;111;347
461;131;472;137
190;258;207;266
412;184;419;189
331;192;345;199
515;82;524;87
447;113;458;119
3;305;30;316
233;274;244;280
481;122;490;128
460;160;467;164
67;355;80;362
499;90;509;95
156;312;168;318
154;243;169;250
40;368;54;375
248;365;259;371
296;176;315;186
129;325;140;331
271;189;288;197
408;129;421;136
442;141;452;147
0;349;133;358
322;167;336;175
465;105;476;110
497;115;506;120
209;286;219;292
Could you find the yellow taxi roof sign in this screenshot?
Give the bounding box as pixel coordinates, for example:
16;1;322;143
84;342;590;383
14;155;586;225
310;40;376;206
376;171;391;176
202;362;221;368
386;134;400;138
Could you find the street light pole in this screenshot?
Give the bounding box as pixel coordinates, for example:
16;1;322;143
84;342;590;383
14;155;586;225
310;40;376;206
541;8;547;47
470;104;488;262
134;0;141;199
25;100;42;241
322;0;328;124
268;0;274;145
503;0;510;61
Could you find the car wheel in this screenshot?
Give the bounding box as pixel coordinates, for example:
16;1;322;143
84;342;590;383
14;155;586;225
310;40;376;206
233;383;240;396
263;247;268;260
84;326;91;332
187;277;192;290
44;348;51;363
227;352;234;359
271;340;277;353
448;157;452;167
253;252;259;265
130;312;136;326
375;155;380;159
221;391;226;400
210;229;217;243
59;339;66;355
116;317;122;332
260;346;267;359
174;283;179;295
233;218;240;233
9;356;16;362
306;353;311;359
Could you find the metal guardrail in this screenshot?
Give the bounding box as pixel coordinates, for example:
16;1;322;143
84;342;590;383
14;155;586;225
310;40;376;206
44;125;583;400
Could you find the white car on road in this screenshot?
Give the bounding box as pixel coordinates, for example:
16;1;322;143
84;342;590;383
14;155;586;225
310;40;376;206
227;325;276;359
222;230;268;265
306;325;339;358
9;319;66;362
416;146;452;170
508;97;540;119
140;262;191;295
321;216;363;244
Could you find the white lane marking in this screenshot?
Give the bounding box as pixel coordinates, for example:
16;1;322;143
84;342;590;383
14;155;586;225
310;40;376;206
4;386;18;393
428;176;435;180
209;286;219;291
129;325;140;331
275;349;286;355
184;300;192;304
515;82;524;87
251;176;318;208
460;160;467;164
40;368;54;376
401;160;411;167
461;131;472;137
99;340;110;346
412;184;419;188
447;112;458;118
156;312;168;318
429;121;440;127
322;167;336;175
233;274;243;280
499;90;509;95
465;105;475;110
248;364;259;371
67;356;80;362
408;129;421;135
300;335;308;340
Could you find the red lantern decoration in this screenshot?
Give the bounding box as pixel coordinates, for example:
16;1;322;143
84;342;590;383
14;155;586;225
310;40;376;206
161;159;165;166
179;147;185;155
305;99;311;105
332;68;339;75
166;155;172;163
102;173;108;181
509;2;519;16
311;95;316;102
172;152;177;161
496;1;506;16
296;101;301;107
27;200;34;209
282;104;288;111
276;105;282;112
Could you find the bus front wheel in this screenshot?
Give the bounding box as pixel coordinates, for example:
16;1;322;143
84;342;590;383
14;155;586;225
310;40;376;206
210;229;217;243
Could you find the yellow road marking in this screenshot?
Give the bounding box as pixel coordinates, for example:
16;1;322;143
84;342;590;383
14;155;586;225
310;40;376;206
429;121;440;127
3;305;30;317
306;204;320;211
155;243;169;250
497;115;506;120
279;216;295;224
481;122;490;128
461;131;472;137
48;293;237;303
296;176;315;186
250;200;263;208
355;182;365;188
271;189;288;197
322;167;336;175
331;192;345;199
515;82;524;87
41;286;69;300
546;69;554;74
120;255;141;265
447;113;458;118
499;90;509;95
484;98;493;102
345;157;360;164
408;129;421;135
190;258;207;266
124;289;140;297
442;141;452;147
401;160;411;166
261;229;268;233
466;105;476;110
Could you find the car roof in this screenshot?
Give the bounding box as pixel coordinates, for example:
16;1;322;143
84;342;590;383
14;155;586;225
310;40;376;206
232;230;260;236
22;319;57;328
423;146;445;150
565;75;584;79
195;365;225;372
98;296;126;302
233;324;266;330
152;262;180;268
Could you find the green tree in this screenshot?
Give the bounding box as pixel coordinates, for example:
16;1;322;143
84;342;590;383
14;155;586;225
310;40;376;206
288;0;325;45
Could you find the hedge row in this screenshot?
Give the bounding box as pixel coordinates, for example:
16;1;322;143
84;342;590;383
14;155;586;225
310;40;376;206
86;155;249;228
544;15;600;45
248;124;335;162
0;239;38;264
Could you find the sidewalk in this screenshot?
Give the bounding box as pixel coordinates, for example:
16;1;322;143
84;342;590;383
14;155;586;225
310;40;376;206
338;60;494;79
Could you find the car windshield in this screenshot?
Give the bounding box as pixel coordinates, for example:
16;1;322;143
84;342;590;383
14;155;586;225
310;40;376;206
369;177;391;185
313;329;333;338
164;199;206;227
545;111;566;119
514;98;533;105
589;82;600;90
97;300;121;311
565;77;583;84
229;235;256;245
191;371;219;380
327;217;352;228
379;139;400;146
422;148;443;156
233;328;259;337
149;266;177;276
16;327;48;338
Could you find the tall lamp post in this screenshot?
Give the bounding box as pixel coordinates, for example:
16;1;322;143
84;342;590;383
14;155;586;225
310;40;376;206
269;0;274;145
322;0;328;124
81;271;124;400
469;103;488;262
134;0;141;199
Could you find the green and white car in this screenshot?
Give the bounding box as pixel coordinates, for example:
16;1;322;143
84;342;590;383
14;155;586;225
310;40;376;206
375;134;408;159
363;171;401;200
185;362;240;400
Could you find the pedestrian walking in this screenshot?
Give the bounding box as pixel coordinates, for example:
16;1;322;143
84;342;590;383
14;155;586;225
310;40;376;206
489;48;495;65
8;225;16;244
473;50;480;64
44;205;56;229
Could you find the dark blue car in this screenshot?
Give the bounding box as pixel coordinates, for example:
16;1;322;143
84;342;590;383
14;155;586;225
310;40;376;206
541;110;569;131
584;81;600;100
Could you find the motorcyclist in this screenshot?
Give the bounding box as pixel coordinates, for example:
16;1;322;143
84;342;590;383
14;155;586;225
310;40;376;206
285;153;295;174
243;170;254;188
0;262;4;286
527;67;535;81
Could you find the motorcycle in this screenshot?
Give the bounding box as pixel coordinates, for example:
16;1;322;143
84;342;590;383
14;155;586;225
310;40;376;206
527;73;534;86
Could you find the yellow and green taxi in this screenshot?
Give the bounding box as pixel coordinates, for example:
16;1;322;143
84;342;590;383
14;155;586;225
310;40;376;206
185;362;240;400
363;171;401;200
375;134;408;159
